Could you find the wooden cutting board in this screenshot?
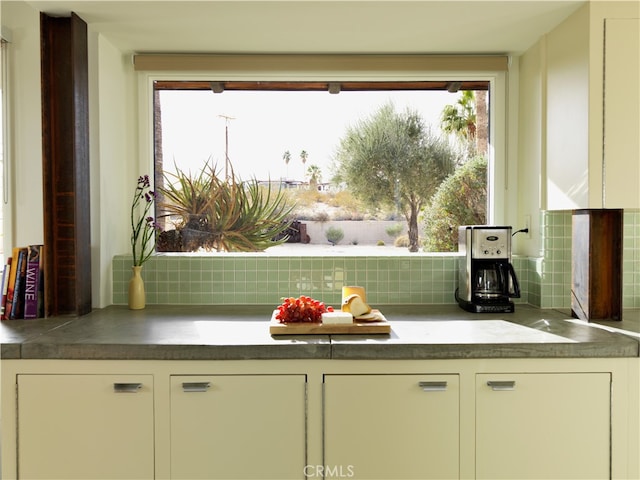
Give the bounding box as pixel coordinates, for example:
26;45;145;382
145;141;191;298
269;310;391;335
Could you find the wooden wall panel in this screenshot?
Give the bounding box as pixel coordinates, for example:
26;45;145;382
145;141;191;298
571;209;623;320
40;12;91;316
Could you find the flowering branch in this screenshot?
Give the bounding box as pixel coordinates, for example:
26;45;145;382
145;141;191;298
131;175;158;266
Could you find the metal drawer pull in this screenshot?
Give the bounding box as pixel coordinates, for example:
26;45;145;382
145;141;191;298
113;383;142;393
418;381;448;392
487;380;516;391
182;382;211;393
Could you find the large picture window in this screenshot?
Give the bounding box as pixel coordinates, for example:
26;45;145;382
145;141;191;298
152;80;492;254
135;54;509;255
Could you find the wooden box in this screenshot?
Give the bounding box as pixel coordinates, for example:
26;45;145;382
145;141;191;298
571;209;623;321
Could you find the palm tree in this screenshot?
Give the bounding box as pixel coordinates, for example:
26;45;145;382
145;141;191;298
474;90;488;156
440;90;477;159
306;164;322;190
300;150;308;169
282;150;291;179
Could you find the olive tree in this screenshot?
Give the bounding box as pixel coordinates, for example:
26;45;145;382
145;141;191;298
422;155;487;252
333;103;457;252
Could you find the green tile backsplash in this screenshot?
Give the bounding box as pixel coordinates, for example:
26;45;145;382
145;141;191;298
113;210;640;308
535;209;640;309
113;253;462;306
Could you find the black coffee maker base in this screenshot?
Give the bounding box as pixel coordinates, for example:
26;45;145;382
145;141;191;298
456;298;515;313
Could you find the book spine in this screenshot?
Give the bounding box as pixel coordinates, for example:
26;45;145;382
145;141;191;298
10;248;28;319
0;260;10;320
37;246;45;318
24;245;43;319
4;248;21;320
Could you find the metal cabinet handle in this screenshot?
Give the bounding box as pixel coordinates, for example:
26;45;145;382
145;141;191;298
418;381;448;392
182;382;211;393
487;380;516;391
113;383;142;393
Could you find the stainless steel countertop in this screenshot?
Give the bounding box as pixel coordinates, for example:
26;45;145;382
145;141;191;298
1;305;638;360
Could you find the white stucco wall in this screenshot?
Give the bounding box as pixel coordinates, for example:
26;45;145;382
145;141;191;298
2;1;43;249
304;220;407;246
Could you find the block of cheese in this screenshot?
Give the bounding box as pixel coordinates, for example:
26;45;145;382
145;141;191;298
321;311;354;324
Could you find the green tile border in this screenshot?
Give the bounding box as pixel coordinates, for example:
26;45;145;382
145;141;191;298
113;210;640;308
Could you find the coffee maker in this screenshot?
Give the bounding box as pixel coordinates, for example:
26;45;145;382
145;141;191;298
455;226;521;313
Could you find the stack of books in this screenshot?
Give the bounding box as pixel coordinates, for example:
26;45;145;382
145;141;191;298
1;245;45;320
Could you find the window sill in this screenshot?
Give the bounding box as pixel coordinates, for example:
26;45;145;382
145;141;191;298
155;244;460;257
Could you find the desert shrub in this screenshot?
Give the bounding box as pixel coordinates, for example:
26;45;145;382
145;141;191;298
325;226;345;245
385;223;403;239
422;156;487;252
377;240;385;246
327;190;361;210
291;188;323;207
394;235;409;247
314;211;330;222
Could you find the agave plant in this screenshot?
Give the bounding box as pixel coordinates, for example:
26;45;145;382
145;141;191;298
158;161;294;252
220;179;295;252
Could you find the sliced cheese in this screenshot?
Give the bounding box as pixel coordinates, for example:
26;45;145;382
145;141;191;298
341;294;371;317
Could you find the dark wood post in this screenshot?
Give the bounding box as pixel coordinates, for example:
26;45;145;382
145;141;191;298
40;12;92;316
571;209;623;320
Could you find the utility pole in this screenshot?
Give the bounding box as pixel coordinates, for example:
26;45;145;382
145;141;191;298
218;114;235;180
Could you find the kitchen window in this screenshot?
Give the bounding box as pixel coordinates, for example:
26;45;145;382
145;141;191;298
136;55;509;254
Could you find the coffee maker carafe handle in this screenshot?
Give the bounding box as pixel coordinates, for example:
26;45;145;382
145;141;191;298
502;263;521;298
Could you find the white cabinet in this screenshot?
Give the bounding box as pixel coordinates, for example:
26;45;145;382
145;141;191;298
2;358;634;480
476;373;611;479
603;18;640;208
323;374;459;480
170;374;306;480
17;374;154;479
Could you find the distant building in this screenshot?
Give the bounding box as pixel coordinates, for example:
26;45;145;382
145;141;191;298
256;179;340;192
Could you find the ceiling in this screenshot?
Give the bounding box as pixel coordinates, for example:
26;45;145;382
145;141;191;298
20;0;585;55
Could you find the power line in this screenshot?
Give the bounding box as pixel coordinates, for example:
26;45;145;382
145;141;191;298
218;114;235;180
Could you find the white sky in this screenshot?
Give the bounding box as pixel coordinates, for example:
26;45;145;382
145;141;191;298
159;89;461;182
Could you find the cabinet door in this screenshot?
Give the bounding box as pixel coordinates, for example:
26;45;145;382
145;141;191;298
476;373;610;479
170;374;306;480
324;374;459;480
604;18;640;208
17;374;154;479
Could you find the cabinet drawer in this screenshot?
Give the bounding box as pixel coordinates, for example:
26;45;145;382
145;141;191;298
324;374;459;480
17;374;154;480
476;372;610;479
170;374;306;479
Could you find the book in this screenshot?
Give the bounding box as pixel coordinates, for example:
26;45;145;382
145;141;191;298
37;246;45;318
24;245;43;319
4;248;21;320
10;248;28;319
0;260;10;320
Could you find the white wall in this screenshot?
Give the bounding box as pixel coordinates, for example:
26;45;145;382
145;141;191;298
3;2;137;308
516;41;544;257
2;1;43;249
92;34;138;307
305;220;407;246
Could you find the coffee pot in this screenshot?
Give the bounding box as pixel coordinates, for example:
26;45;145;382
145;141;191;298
473;262;520;300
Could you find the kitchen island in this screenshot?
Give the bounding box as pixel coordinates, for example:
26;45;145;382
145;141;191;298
2;305;639;479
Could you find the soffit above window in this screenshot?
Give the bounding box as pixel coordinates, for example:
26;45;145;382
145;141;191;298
134;53;508;75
